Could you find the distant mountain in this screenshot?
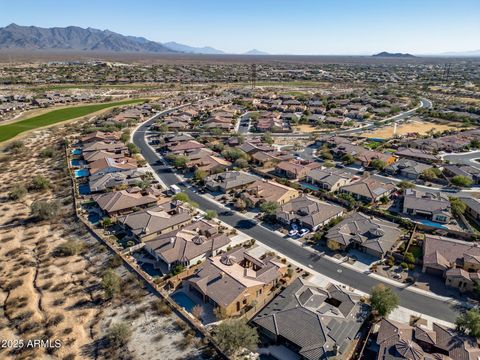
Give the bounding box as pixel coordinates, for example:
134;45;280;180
437;49;480;57
0;23;175;53
244;49;269;55
163;41;224;54
372;51;416;58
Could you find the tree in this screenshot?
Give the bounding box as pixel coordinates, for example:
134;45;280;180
170;264;185;275
54;240;85;257
451;175;473;187
194;169;207;182
127;142;139;154
234;158;249;169
456;308;480;338
261;132;273;145
398;180;415;191
260;201;278;216
235;198;247;210
205;210;217;220
107;322;132;347
323;160;335;168
172;155;189;169
31;175;51;191
101;269;121;299
450;197;466;216
8;184;27;201
370;284;399;318
421;168;440;181
102;217;112;229
342;154;354;165
214;319;259;356
371;159;387;171
31;200;60;220
404;252;415;264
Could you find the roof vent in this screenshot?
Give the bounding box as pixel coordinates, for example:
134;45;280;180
220;255;236;266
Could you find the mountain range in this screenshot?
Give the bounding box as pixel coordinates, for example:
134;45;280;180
372;52;416;58
0;24;269;55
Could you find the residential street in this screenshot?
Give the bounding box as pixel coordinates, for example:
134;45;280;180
133;111;465;323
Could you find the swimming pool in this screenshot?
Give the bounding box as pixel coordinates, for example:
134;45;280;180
71;148;82;155
74;169;90;178
78;183;90;195
71;159;85;167
88;212;101;224
171;292;197;313
419;219;448;229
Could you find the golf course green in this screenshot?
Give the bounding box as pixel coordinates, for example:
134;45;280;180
0;98;145;143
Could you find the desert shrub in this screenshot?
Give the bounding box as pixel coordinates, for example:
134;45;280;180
53;240;85;257
150;299;172;316
31;200;60;220
30;175;51;191
8;184;27;201
106;322;131;348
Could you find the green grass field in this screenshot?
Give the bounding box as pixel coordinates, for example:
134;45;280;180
0;98;144;143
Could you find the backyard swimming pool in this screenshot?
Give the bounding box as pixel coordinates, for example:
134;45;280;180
78;183;90;195
74;169;89;178
71;148;82;155
88;212;101;224
171;292;197;313
71;159;85;167
419;219;448;229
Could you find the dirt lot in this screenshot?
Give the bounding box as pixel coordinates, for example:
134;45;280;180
0;122;201;359
361;119;457;139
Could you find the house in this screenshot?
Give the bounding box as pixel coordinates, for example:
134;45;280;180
82;141;127;155
143;220;230;270
422;235;480;291
93;189;158;217
443;164;480;185
186;155;231;175
402;189;452;223
88;169;145;193
305;168;357;192
183;247;287;316
384;158;432;180
460;197;480;223
204;171;259;193
117;200;192;241
252;278;370;360
325;212;402;258
276;195;344;231
394;148;440;164
80;131;121;144
88;157;137;176
251;151;292;168
242;180;300;207
238;141;275;155
274;161;322;180
83;150;127;163
340;178;396;203
167;140;204;154
376;318;480;360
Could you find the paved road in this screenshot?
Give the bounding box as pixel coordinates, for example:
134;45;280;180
442;150;480;166
133;112;463;323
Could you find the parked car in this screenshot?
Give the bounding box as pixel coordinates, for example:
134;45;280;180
193;215;204;222
288;229;298;237
298;228;310;237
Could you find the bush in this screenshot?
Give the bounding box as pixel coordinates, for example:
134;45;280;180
54;240;85;257
107;322;131;348
400;262;408;269
151;299;172;316
404;252;415;264
39;147;55;158
101;269;122;299
5;140;25;153
31;175;51;191
31;200;60;220
8;184;27;201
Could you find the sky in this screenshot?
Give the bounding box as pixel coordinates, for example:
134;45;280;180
1;0;479;55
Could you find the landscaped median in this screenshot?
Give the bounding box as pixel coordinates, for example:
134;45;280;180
0;98;145;143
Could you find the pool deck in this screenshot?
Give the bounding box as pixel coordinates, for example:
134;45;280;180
171;289;217;324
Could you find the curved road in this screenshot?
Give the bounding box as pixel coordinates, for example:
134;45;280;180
133;107;462;323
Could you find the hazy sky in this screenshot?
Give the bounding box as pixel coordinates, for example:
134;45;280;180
1;0;479;54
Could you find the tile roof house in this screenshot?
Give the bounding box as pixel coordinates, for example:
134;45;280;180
252;278;370;360
376;318;480;360
402;189;452;224
117;200;192;241
443;165;480;185
238;141;276;155
88;169;145;193
80;131;121;144
167;140;204;154
394;148;440;164
205;171;259;193
276;195;345;231
326;212;402;258
422;235;480;291
340;178;396;203
186;155;231;175
242;180;300;207
88;157;137;176
93;189;158;216
384;158;432;180
460;197;480;223
82;141;127;155
274;161;322;180
305;168;358;192
143;220;230;270
183;247;287;316
83;150;127;163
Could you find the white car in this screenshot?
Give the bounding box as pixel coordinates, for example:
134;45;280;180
298;228;310;237
288;229;298;237
193;215;204;222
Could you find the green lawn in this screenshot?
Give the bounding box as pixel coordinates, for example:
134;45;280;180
0;98;145;143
